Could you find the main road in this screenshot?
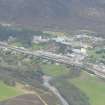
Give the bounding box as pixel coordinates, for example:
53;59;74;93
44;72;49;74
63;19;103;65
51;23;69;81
0;41;105;79
43;76;69;105
0;42;83;66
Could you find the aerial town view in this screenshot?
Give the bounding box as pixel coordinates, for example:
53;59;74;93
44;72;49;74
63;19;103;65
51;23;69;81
0;0;105;105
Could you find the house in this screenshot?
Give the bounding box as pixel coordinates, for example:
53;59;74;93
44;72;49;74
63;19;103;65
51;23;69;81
72;48;87;55
32;36;49;44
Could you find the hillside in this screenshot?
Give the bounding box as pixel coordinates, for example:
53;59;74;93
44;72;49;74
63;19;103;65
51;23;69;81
0;0;105;33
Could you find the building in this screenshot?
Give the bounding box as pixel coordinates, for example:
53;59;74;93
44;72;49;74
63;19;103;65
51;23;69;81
32;36;49;44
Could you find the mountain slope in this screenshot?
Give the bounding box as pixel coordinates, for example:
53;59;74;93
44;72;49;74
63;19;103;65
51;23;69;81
0;0;105;33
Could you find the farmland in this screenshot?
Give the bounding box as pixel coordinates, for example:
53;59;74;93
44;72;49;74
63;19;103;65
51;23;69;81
0;81;22;101
70;71;105;105
0;94;45;105
41;64;69;77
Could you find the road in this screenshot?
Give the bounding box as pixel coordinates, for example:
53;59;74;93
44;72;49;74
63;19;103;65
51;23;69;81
43;76;69;105
0;41;105;79
0;42;83;66
84;63;105;78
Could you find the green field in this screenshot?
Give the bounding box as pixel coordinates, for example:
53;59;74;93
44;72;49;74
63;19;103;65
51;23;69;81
70;71;105;105
41;64;69;77
31;43;48;50
10;42;23;47
0;81;22;101
87;49;105;62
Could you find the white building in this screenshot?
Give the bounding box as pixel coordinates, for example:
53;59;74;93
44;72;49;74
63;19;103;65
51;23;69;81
72;48;87;55
32;36;49;44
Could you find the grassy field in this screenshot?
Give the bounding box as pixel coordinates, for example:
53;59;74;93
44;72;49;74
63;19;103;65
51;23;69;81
31;43;48;50
87;49;105;62
10;42;23;47
70;71;105;105
0;81;23;101
41;64;69;77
